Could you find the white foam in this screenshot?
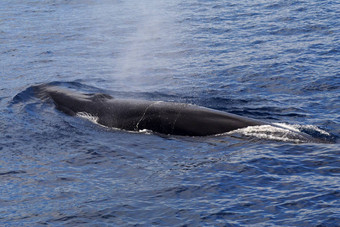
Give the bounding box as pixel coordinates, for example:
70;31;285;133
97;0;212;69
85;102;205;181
76;112;99;124
272;123;330;136
273;123;301;133
227;122;332;143
227;123;315;143
138;129;153;134
228;125;295;142
295;124;331;136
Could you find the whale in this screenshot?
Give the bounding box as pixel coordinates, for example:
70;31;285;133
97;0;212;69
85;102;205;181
33;84;268;136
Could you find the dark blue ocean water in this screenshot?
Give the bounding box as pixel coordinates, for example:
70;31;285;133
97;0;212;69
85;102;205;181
1;0;339;226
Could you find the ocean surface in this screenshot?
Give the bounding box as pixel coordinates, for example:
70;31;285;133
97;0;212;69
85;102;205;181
1;0;339;226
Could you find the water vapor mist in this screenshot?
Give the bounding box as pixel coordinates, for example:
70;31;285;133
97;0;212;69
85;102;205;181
91;0;182;91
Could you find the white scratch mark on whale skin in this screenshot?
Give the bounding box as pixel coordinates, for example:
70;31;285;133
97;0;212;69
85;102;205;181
135;101;163;130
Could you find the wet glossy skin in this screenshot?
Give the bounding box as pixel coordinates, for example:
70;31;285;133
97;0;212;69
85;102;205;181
35;85;266;136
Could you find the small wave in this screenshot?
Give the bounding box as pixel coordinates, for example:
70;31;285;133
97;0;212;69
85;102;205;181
276;123;330;136
227;123;333;143
11;86;37;104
